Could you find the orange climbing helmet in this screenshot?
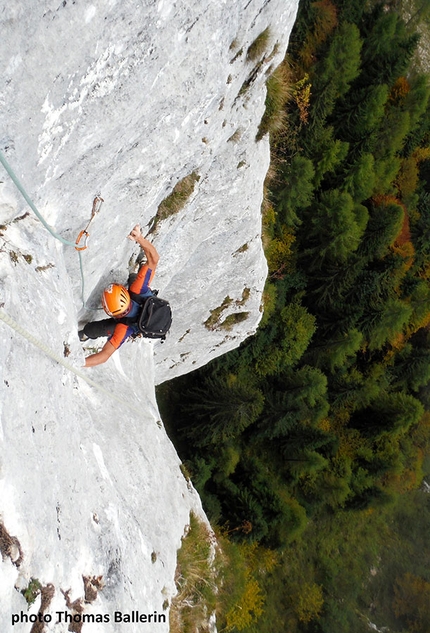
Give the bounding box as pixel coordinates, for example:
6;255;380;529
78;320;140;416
102;284;132;317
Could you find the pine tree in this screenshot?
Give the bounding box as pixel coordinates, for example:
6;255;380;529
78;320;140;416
341;154;376;202
280;426;337;457
309;22;362;126
351;392;424;436
260;367;329;439
305;328;363;372
229;487;269;542
307;255;363;311
361;297;412;350
303;189;365;267
359;7;419;87
181;376;264;446
412;191;430;267
392;342;430;392
330;367;381;412
274;155;315;226
374;107;411;162
333;84;389;149
407;280;430;332
358;200;404;259
285;450;329;480
404;74;430;133
308;127;349;187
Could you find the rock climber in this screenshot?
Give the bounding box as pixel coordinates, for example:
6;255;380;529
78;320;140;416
80;224;160;367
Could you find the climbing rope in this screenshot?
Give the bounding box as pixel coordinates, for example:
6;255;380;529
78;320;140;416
0;150;77;246
0;149;100;307
0;153;156;416
0;308;146;417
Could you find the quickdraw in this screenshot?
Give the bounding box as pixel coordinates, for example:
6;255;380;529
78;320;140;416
75;195;104;251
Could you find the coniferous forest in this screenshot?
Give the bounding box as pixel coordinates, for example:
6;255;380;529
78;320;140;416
158;1;430;631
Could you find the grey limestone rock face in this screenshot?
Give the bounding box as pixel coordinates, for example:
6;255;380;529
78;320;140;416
0;0;298;630
2;0;299;382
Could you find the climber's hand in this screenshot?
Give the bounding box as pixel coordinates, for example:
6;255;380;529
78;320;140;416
128;224;142;241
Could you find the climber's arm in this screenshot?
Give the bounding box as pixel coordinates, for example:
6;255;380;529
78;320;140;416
128;224;160;271
84;341;116;367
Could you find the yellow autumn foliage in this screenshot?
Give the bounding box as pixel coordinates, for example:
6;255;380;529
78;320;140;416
225;575;264;631
294;582;324;623
265;228;296;276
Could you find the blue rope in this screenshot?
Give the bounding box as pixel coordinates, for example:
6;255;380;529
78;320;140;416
0;150;77;246
0;149;88;306
0;307;148;417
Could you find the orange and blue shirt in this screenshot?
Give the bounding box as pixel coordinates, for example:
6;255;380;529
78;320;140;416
108;264;155;350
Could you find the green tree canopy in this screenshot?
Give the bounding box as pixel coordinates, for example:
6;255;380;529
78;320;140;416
304;189;365;266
